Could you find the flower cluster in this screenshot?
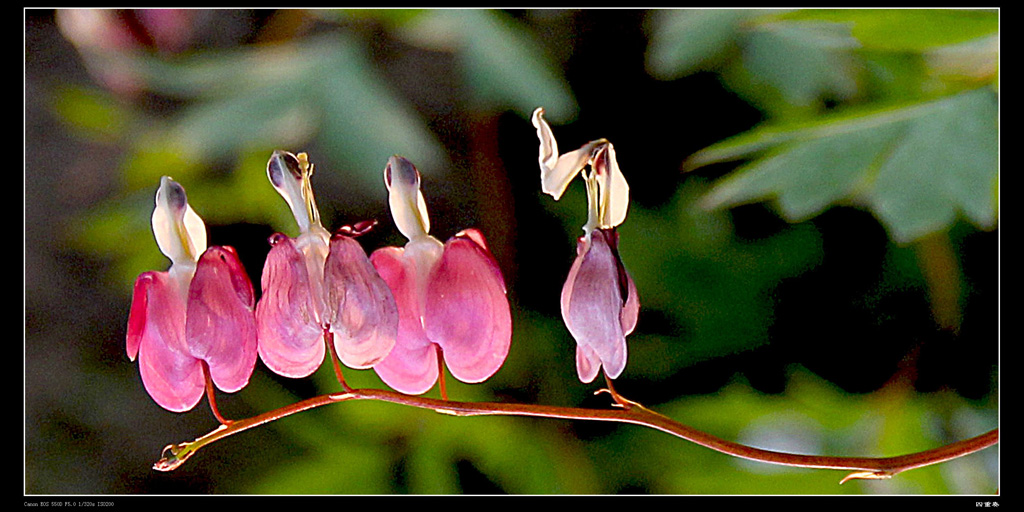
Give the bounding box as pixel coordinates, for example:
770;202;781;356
128;111;638;412
128;151;514;411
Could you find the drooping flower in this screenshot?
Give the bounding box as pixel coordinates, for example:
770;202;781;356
256;150;398;378
126;177;258;412
369;156;512;395
532;107;639;383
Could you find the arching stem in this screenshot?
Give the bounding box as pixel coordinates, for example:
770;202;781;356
154;385;998;483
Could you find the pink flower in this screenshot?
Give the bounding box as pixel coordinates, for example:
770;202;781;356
369;156;512;395
562;228;639;382
126;177;258;412
255;151;398;378
533;107;639;383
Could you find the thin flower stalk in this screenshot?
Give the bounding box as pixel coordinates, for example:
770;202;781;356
153;383;998;486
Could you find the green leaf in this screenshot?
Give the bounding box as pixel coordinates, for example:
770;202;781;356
315;35;448;192
447;10;576;121
611;180;823;369
645;9;756;79
129;35;447;197
781;9;999;51
689;88;997;244
50;85;131;140
652;370;997;493
740;20;861;108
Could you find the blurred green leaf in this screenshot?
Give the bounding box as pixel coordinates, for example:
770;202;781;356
649;369;997;493
50;85;130;140
132;34;447;194
781;9;998;51
449;10;576;121
316;36;446;188
317;9;577;121
389;9;576;122
646;9;757;78
739;20;860;108
646;9;998;116
647;10;861;113
688;87;997;244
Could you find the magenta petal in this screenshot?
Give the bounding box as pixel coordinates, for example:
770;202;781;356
561;230;628;381
185;246;258;393
369;247;439;394
127;272;155;361
255;234;325;378
130;271;205;412
324;234;398;369
423;230;511;383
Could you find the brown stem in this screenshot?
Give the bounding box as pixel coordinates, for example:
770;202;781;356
436;345;448;401
201;361;232;426
324;330;353;393
153;385;998;484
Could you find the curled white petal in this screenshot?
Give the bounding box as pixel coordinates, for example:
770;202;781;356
532;107;593;201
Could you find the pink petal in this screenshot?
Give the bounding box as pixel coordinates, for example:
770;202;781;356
129;271;205;412
323;234;398;369
576;343;602;384
369;247;439;395
255;234;325;378
423;230;511;383
561;230;628;381
185;246;258;393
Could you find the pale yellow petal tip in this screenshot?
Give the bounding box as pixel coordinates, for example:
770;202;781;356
839;471;893;485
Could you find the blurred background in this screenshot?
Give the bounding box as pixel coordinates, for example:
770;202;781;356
25;8;998;494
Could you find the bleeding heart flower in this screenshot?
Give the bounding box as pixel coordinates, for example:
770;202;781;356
369;156;512;395
126;177;258;412
533;107;639;383
256;150;398;378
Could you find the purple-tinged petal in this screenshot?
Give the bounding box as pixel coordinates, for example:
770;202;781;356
576;343;602;384
601;229;639;336
561;230;628;381
620;268;639;337
324;233;398;369
370;246;439;395
255;234;325;378
185;246;258;393
423;229;511;383
130;270;205;412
